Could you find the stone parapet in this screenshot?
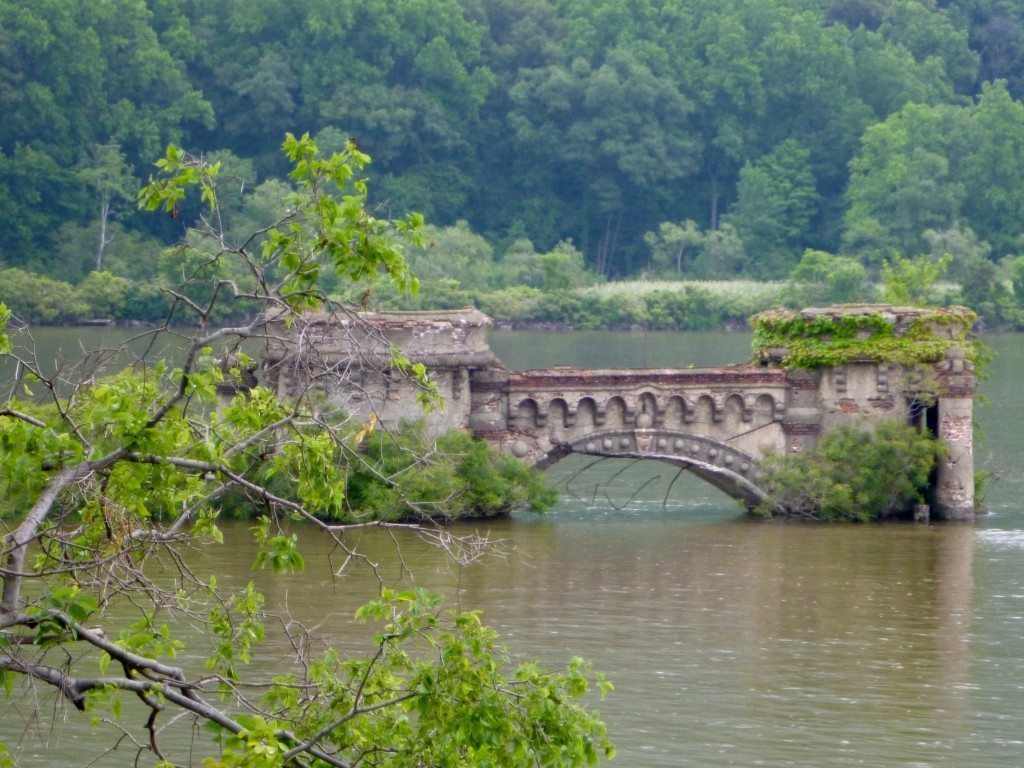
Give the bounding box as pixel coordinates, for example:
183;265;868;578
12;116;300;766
263;307;499;369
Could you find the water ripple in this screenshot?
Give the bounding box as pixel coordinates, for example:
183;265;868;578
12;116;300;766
976;529;1024;549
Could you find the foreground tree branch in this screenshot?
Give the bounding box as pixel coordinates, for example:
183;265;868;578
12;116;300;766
0;135;611;767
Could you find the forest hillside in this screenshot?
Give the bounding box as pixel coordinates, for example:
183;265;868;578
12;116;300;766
4;0;1024;325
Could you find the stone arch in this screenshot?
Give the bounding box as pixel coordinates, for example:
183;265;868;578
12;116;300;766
753;393;777;425
573;397;599;433
547;398;570;440
533;428;771;510
723;393;748;431
691;394;715;436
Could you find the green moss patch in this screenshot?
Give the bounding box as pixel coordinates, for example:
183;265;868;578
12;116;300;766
751;305;977;369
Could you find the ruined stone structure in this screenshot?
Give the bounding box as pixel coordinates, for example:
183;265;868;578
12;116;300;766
262;308;500;436
263;305;979;520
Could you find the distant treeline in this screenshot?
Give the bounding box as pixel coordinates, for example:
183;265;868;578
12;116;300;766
5;0;1024;324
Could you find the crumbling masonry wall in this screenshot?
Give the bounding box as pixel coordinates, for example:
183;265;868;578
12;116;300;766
263;305;978;519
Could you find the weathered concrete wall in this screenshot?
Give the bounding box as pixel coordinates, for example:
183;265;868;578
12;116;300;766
819;362;906;430
779;369;821;454
752;305;978;518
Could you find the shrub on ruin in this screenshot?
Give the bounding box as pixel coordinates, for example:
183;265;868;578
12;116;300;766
756;421;943;521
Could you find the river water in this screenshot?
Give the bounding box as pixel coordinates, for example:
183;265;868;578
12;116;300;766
3;328;1024;767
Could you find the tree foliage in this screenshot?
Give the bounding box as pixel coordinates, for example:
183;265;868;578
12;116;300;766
8;0;1024;289
880;252;952;306
0;137;613;767
728;140;821;278
788;249;868;304
224;421;559;524
757;421;944;521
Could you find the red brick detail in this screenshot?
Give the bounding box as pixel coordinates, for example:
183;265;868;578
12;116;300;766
782;421;821;435
508;367;787;390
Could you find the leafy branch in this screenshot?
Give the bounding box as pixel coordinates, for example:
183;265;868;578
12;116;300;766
0;135;608;766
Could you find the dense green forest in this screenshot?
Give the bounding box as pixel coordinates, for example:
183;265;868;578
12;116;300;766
5;0;1024;325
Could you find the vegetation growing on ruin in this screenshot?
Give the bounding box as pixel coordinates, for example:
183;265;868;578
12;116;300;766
750;307;978;369
349;425;559;521
220;421;558;524
756;422;943;522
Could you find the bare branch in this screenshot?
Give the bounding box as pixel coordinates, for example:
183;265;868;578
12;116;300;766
2;466;79;615
0;408;45;428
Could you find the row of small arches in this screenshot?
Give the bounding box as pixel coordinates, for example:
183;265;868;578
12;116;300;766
510;392;783;431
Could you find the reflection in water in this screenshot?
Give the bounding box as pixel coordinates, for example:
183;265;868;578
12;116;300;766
0;507;984;768
451;509;978;767
3;330;1024;767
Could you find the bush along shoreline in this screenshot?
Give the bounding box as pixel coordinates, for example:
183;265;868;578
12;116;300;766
217;421;558;524
754;422;944;522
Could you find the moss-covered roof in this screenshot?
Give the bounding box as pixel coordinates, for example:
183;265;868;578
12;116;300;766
750;304;977;368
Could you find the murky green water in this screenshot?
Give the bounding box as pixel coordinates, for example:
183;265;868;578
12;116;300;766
3;329;1024;767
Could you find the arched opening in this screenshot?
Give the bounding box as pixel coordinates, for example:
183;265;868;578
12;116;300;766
691;395;715;437
573;397;598;436
604;396;627;429
540;450;768;519
533;429;770;511
514;398;539;431
723;393;747;431
753;393;776;426
664;395;688;429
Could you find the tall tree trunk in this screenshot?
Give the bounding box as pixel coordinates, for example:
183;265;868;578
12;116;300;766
96;198;111;271
709;171;719;231
596;214;621;277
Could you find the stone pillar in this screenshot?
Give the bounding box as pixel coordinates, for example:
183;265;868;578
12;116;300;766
932;346;977;521
781;369;822;454
468;366;510;436
933;395;974;520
